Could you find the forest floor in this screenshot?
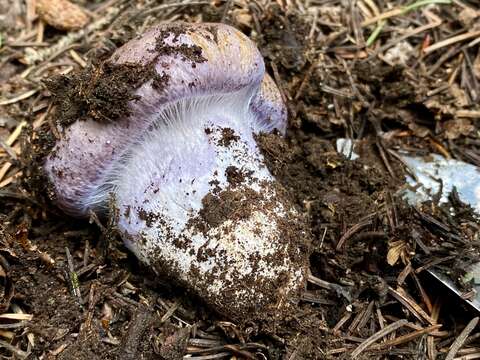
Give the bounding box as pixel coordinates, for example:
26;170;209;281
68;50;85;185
1;0;480;359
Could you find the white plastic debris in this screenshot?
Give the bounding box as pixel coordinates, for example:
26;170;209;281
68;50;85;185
402;154;480;311
336;138;359;160
335;139;480;212
402;154;480;213
335;138;480;312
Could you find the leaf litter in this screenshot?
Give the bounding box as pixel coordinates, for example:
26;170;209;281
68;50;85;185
0;0;480;358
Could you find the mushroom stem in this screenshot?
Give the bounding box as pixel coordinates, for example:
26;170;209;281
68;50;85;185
112;93;305;319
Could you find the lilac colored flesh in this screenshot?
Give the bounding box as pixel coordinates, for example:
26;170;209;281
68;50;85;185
45;23;287;215
44;23;301;319
250;74;287;134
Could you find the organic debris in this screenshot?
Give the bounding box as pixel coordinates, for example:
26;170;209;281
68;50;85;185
36;0;90;31
1;0;480;358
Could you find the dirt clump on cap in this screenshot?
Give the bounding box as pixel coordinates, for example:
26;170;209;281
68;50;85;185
45;62;154;127
154;24;207;68
44;24;209;131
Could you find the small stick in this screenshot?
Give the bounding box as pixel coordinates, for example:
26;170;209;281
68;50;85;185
361;8;404;27
447;53;463;85
336;213;376;250
361;0;449;27
307;273;350;300
307;273;341;291
429;137;451;159
327;348;349;355
376;140;395;177
388;287;436;325
308;7;318;40
7;41;49;47
22;4;122;65
0;322;29;329
350;1;365;48
397;262;413;286
446;317;479;360
412;272;433;314
374;20;441;56
351;319;408;358
188;338;223;348
427;44;462;75
348;303;368;335
6;121;27;146
372;324;442;350
377;307;385;330
0;172;21;188
0;163;14;184
0;313;33;321
333;312;353;333
320;84;354;99
356;301;375;333
0;90;39;106
319;227;327;249
69;49;87;68
427;335;436;360
11;304;34;347
456;110;480;118
88;210;106;232
363;0;380;15
80;283;97;340
426;84;450;97
50;344;68;356
386;148;419;181
270;62;290;103
160;301;180;323
415;255;456;274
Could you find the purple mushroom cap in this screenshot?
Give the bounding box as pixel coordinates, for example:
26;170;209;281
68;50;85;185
45;23;305;320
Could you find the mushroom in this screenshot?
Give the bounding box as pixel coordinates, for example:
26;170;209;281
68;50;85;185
45;23;307;321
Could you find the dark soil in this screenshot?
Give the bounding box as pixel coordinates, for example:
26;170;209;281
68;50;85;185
1;0;480;359
46;62;153;125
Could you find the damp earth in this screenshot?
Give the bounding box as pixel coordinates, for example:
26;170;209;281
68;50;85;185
1;1;480;359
